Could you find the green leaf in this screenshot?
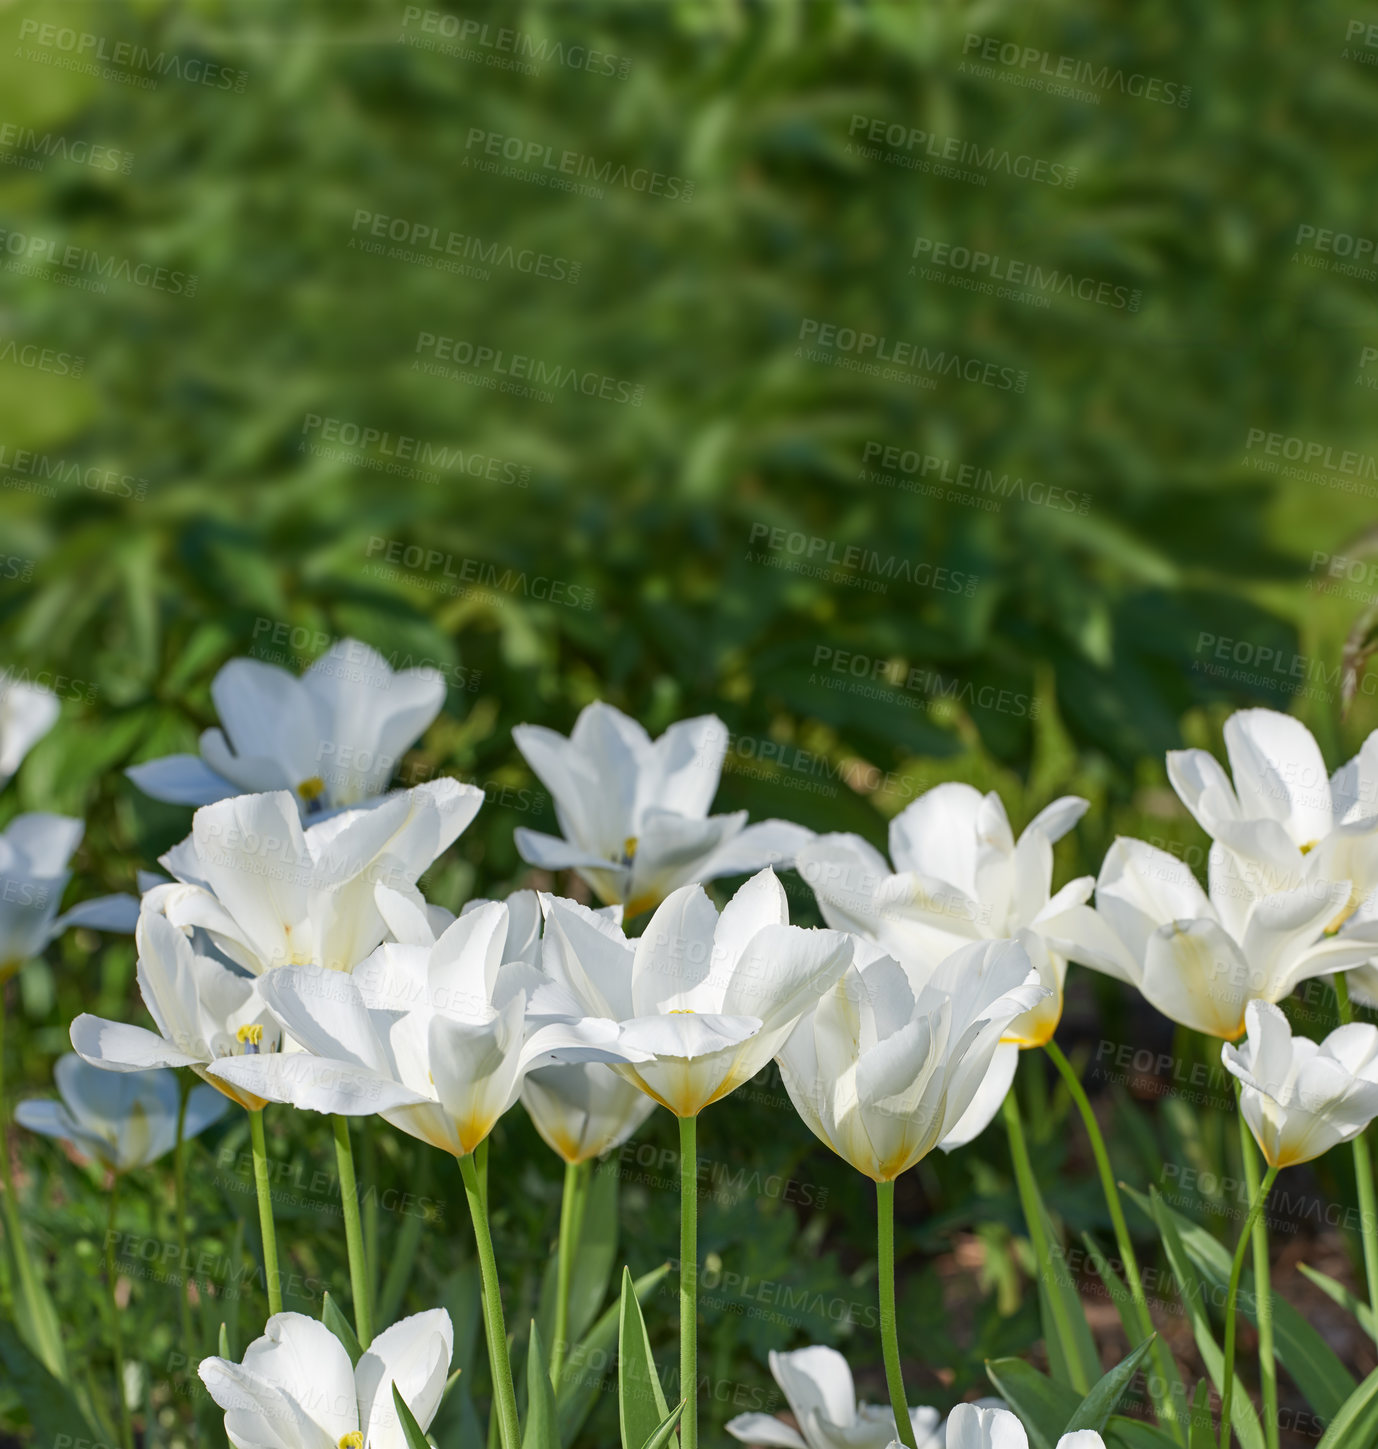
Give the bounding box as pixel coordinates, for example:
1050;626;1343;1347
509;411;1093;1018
1317;1364;1378;1448
618;1265;670;1449
393;1381;435;1449
1;1191;68;1381
1126;1185;1356;1420
0;1317;96;1444
1186;1380;1214;1449
639;1400;686;1449
323;1290;364;1366
1133;1189;1265;1449
984;1358;1080;1449
1299;1263;1376;1342
1065;1336;1157;1432
1105;1419;1187;1449
218;1321;230;1358
523;1321;560;1449
556;1261;670;1441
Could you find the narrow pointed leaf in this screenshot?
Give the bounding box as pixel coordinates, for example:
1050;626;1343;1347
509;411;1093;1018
639;1400;686;1449
1316;1364;1378;1448
393;1382;435;1449
524;1321;560;1449
618;1265;670;1449
984;1357;1079;1449
1298;1263;1376;1342
323;1290;363;1365
1064;1336;1157;1432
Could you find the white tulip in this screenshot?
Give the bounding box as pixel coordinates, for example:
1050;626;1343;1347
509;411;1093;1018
127;638;446;816
1057;837;1378;1040
776;938;1047;1182
206;896;631;1157
513;702;812;915
1222;1000;1378;1168
945;1404;1104;1449
520;1061;655;1165
797;784;1092;1049
14;1054;227;1173
0;813;138;979
538;869;853;1119
0;674;59;787
1167;707;1378;1004
71;900;284;1112
726;1344;944;1449
152;781;482;975
199;1308;453;1449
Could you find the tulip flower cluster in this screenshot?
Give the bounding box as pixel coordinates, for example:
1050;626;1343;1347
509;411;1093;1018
6;647;1378;1449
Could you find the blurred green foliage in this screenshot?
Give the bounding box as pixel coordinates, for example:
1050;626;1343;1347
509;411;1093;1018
3;0;1378;1443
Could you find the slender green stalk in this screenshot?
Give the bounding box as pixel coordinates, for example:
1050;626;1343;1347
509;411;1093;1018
1234;1088;1277;1449
679;1112;699;1449
1334;974;1378;1330
332;1115;374;1347
458;1150;520;1449
876;1179;917;1449
1045;1038;1183;1441
106;1178;135;1449
1220;1164;1279;1449
550;1158;587;1389
247;1108;282;1315
172;1079;195;1357
1002;1088;1091;1394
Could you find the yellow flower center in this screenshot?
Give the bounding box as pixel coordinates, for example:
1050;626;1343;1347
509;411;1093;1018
236;1023;263;1047
338;1435;364;1449
1300;840;1318;854
623;835;638;860
668;1008;695;1014
297;776;327;804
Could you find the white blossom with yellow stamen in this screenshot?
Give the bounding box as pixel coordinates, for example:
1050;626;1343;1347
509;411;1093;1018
127;638;447;817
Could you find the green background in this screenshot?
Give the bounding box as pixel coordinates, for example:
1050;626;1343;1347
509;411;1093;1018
2;1;1377;1444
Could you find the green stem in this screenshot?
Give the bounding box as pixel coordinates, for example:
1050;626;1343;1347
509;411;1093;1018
173;1079;195;1359
459;1150;520;1449
106;1178;135;1449
247;1108;282;1316
1235;1096;1277;1449
1045;1039;1183;1442
550;1158;587;1389
1220;1163;1279;1449
333;1116;373;1347
680;1112;698;1449
876;1179;917;1449
1334;975;1378;1331
1002;1088;1091;1394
